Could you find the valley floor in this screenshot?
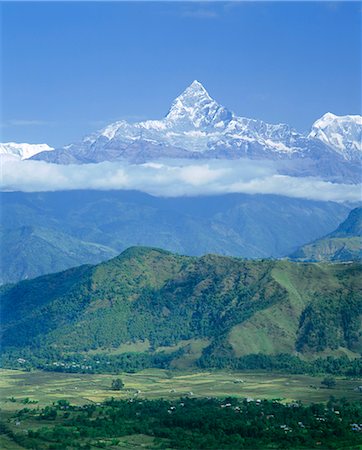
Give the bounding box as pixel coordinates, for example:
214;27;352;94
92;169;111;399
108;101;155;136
1;369;361;449
1;368;361;410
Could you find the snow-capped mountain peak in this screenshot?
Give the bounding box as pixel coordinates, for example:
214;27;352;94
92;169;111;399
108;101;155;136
24;81;362;183
88;80;301;154
309;112;362;160
86;81;236;153
0;142;54;160
166;80;233;130
179;80;211;99
169;80;213;109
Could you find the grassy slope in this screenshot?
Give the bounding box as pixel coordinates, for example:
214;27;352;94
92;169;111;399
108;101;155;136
228;261;360;357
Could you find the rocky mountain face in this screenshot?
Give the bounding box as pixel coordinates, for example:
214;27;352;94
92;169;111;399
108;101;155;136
27;81;361;183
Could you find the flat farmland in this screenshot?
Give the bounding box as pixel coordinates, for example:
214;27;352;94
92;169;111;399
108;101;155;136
1;368;361;412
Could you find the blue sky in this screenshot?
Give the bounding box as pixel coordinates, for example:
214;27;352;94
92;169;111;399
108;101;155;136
1;1;361;147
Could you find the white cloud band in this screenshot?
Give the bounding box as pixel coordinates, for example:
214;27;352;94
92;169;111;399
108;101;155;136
1;157;360;203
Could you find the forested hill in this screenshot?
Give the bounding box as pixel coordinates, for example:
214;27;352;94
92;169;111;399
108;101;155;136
1;247;361;371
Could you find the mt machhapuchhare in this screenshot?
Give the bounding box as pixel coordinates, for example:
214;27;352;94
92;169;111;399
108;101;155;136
1;246;361;374
1;80;361;183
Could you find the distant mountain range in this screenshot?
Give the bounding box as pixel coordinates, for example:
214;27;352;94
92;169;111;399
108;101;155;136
0;225;117;285
0;142;53;160
1;81;361;183
290;207;362;262
1;247;361;368
0;190;353;284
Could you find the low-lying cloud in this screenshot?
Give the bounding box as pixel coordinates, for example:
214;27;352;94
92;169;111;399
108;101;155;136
1;157;360;203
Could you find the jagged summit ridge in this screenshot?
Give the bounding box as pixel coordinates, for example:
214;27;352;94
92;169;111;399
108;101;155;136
61;80;301;155
12;80;362;182
165;80;233;129
172;80;212;104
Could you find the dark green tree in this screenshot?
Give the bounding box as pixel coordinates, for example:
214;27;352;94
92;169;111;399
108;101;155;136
111;378;124;391
321;376;336;389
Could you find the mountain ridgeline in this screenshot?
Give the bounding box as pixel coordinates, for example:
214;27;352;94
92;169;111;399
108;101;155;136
1;247;361;373
0;226;117;284
0;190;353;284
2;81;360;183
290;207;362;262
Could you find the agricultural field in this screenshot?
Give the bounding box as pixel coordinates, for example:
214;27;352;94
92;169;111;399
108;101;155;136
1;369;361;449
1;368;361;412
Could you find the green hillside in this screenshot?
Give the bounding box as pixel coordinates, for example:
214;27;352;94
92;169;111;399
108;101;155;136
1;248;361;372
290;207;362;262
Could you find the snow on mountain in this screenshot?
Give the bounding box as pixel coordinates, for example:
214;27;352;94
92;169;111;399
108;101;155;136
165;80;233;130
25;80;362;183
91;80;234;153
0;142;54;160
51;80;304;157
309;113;362;160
